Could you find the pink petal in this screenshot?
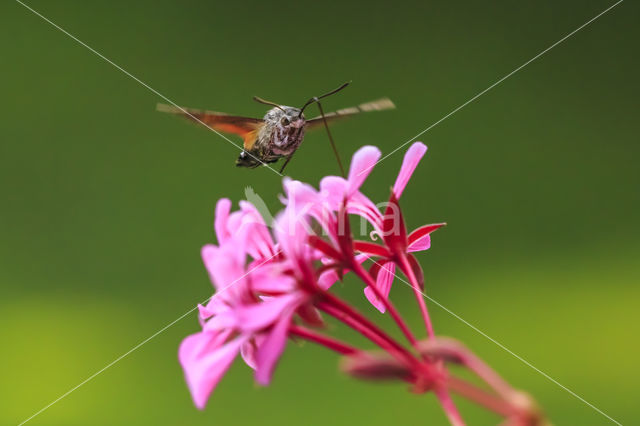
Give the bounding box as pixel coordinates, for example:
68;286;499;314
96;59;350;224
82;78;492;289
250;265;297;293
320;179;382;235
318;268;340;290
255;310;295;386
240;334;266;370
408;234;431;252
320;178;382;233
319;176;348;210
205;245;246;293
353;241;392;258
347;145;381;195
199;294;231;322
393;142;427;199
201;244;220;289
214;198;232;244
283;179;322;206
197;304;213;320
364;262;395;313
283;179;339;243
348;191;383;233
234;294;301;332
202;310;236;331
178;332;245;410
318;253;369;290
273;204;311;260
199;300;236;337
236;203;276;259
407;223;445;248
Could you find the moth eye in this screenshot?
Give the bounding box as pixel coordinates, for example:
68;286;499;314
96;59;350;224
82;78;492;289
281;117;290;126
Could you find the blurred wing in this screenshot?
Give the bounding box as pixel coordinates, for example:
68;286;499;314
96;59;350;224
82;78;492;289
306;98;395;129
157;103;263;150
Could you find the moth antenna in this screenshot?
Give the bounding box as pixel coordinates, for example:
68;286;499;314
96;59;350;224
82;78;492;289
253;96;286;113
298;81;351;117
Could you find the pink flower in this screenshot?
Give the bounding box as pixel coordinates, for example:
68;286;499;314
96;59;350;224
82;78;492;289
180;291;303;408
320;146;384;232
177;143;541;426
319;142;427;233
311;142;437;312
179;200;311;409
213;198;277;262
358;201;445;312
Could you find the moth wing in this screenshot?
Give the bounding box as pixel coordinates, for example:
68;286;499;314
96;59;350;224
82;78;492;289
156;103;263;150
306;98;396;129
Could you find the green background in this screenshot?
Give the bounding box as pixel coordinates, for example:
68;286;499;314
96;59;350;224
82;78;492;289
1;0;638;424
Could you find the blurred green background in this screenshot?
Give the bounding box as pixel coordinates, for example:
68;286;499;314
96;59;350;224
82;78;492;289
1;0;638;424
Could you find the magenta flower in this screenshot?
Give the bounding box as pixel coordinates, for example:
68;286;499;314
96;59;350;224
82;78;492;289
179;200;311;409
178;143;544;425
180;248;305;408
320;146;384;232
316;142;438;313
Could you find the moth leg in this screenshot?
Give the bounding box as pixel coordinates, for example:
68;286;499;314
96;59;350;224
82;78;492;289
279;154;294;174
315;100;346;177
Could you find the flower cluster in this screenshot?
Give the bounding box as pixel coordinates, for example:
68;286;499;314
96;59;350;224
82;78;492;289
179;143;544;425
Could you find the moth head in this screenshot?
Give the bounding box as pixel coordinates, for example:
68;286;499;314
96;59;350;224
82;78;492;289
253;96;305;129
276;107;305;129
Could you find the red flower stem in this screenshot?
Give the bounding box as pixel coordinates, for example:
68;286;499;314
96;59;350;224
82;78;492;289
446;376;516;418
350;260;420;348
397;253;435;339
434;387;466;426
289;325;360;355
392;254;462;421
317;295;418;368
447;344;516;400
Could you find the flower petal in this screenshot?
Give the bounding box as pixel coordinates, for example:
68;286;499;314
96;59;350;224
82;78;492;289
319;176;348;210
249;264;297;293
348;191;383;232
318;268;340;290
364;261;395;313
273;203;311;260
408;234;431;252
393;142;427;199
318;253;369;290
347;145;381;195
178;332;245;410
283;179;322;206
353;240;392;258
234;294;301;332
202;243;246;294
236;202;276;259
201;244;220;289
240;334;266;370
285;178;340;243
214;198;232;244
254;310;295;386
382;191;407;253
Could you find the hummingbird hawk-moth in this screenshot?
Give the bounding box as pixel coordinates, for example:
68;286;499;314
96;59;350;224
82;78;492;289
157;82;395;174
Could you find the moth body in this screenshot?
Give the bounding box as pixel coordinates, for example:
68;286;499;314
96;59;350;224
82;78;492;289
156;83;395;172
237;107;307;168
